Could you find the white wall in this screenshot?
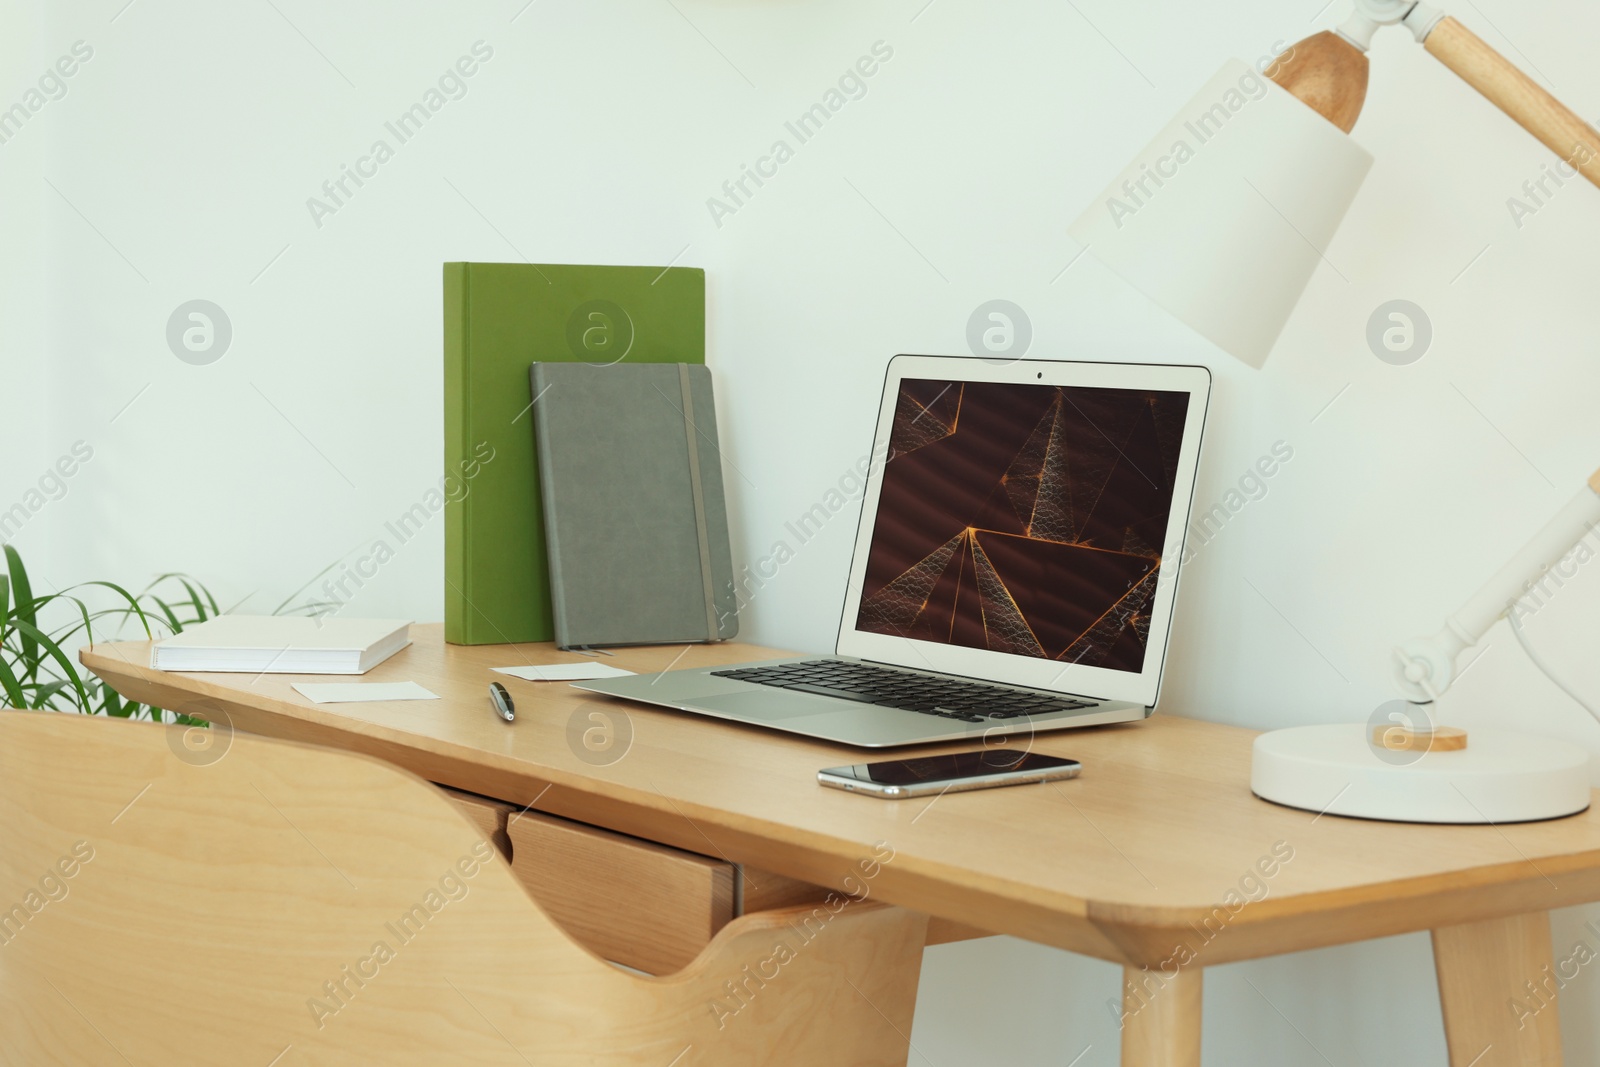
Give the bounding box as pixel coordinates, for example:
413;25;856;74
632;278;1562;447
11;0;1600;1062
1;0;49;571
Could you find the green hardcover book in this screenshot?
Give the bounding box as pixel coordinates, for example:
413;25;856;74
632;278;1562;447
443;262;705;645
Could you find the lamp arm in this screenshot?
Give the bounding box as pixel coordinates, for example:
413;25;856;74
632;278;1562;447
1408;12;1600;189
1394;470;1600;703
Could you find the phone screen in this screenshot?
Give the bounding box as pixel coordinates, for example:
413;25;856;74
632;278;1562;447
838;750;1079;787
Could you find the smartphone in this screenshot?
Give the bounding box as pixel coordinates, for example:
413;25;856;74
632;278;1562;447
817;750;1081;799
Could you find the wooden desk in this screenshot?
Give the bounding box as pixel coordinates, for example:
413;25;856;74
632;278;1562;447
84;627;1600;1066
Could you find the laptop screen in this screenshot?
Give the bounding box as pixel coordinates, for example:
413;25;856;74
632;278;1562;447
853;378;1191;675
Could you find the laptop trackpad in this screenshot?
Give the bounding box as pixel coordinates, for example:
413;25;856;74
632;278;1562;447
693;692;840;722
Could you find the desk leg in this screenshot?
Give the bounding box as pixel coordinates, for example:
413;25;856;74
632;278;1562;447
1121;965;1202;1067
1432;911;1563;1066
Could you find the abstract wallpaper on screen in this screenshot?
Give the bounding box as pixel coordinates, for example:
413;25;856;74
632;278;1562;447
856;379;1189;672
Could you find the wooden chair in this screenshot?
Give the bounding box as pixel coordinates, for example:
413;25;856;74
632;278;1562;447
0;711;927;1065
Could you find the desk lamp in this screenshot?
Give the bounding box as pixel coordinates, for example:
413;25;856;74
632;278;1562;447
1069;0;1600;822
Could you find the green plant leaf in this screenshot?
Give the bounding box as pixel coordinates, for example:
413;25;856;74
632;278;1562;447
4;545;40;682
100;684;133;718
142;572;185;593
0;650;28;709
9;617;90;712
25;679;75;708
0;573;11;680
63;581;156;640
145;573;219;616
147;596;183;634
38;592;95;656
178;578;210;623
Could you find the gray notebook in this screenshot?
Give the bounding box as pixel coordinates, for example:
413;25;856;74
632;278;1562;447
531;362;738;649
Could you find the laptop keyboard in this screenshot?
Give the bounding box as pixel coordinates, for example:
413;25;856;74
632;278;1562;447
708;660;1095;724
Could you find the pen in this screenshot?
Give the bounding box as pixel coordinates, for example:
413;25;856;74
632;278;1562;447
488;681;515;723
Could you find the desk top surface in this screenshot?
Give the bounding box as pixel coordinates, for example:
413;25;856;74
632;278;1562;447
81;627;1600;967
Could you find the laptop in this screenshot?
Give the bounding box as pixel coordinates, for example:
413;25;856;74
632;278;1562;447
575;354;1211;747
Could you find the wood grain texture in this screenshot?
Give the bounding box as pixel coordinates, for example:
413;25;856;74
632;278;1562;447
1426;17;1600;189
741;866;833;914
507;809;734;975
741;866;993;944
1433;912;1563;1067
1268;30;1369;133
923;918;996;946
0;710;927;1066
440;785;514;858
1372;725;1469;753
81;629;1600;969
1120;964;1201;1067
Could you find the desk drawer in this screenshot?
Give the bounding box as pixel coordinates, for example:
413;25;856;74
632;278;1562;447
440;786;514;859
507;810;735;975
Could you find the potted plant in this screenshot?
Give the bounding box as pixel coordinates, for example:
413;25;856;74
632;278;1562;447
1;544;324;723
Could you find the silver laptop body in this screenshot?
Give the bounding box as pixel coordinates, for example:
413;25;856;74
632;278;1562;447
576;355;1211;748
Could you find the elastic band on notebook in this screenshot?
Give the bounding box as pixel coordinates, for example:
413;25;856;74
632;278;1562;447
679;364;720;640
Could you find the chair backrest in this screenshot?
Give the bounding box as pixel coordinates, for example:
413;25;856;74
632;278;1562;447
0;710;926;1066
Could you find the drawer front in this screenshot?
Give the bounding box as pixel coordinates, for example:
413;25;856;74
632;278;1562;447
440;786;514;859
741;867;834;913
507;810;734;975
445;790;983;953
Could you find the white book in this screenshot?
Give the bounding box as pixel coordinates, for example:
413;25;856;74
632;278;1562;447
150;616;412;675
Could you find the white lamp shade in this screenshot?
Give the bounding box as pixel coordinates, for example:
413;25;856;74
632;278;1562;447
1069;60;1374;367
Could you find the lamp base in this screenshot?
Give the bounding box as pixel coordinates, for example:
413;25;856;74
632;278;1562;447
1251;724;1592;823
